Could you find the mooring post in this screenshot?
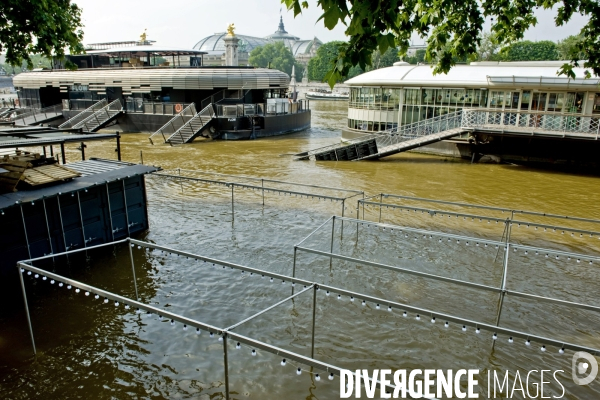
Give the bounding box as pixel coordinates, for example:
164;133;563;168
80;141;85;161
311;285;318;358
223;333;230;400
60;142;66;164
129;240;139;300
18;266;36;355
329;216;335;269
116;132;121;161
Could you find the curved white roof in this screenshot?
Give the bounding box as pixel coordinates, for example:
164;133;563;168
13;67;290;92
345;61;600;90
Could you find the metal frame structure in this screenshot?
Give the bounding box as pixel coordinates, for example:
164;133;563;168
357;194;600;244
293;215;600;355
16;235;600;399
152;169;364;219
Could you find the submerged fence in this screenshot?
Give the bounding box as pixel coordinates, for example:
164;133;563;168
151;169;364;219
17;233;600;398
292;215;600;352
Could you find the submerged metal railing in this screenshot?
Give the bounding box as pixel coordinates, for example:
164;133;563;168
151;169;364;219
17;236;600;398
293;215;600;350
356;194;600;245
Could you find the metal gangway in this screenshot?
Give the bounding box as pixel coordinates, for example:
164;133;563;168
295;108;600;161
149;89;250;145
295;111;467;161
8;104;63;126
59;99;123;131
148;103;197;144
166;104;216;144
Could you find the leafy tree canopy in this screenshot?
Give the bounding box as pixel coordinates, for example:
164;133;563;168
500;40;559;61
307;41;344;81
556;35;585;61
1;0;84;68
248;41;304;81
281;0;600;85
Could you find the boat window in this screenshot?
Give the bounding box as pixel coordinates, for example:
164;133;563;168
547;93;565;112
520;91;531;110
507;92;520;109
489;91;505;108
593;93;600;114
531;92;547;111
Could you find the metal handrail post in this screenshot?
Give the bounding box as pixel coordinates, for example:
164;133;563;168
223;333;230;400
329;216;335;268
128;240;139;300
231;184;234;220
311;285;318;358
18;269;36;355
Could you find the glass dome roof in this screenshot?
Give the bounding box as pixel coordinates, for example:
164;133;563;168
193;34;270;52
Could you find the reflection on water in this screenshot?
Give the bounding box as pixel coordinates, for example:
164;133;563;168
1;101;600;399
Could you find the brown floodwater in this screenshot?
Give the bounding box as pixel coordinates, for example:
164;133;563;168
1;101;600;399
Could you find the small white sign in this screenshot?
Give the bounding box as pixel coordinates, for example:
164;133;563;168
70;84;89;92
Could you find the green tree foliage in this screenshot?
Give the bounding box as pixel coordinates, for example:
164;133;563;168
500;40;559;61
281;0;600;84
248;42;303;81
310;43;398;81
405;49;426;65
307;41;344;82
475;32;502;62
0;0;84;68
557;35;585;61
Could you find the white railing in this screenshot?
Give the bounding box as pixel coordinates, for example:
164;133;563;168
59;99;108;129
75;99;122;131
461;108;600;139
9;104;63;125
148;103;197;144
167;103;215;144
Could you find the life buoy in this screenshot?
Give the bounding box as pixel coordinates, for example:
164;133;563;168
175;103;183;113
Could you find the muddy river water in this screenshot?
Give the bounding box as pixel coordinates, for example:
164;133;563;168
1;101;600;399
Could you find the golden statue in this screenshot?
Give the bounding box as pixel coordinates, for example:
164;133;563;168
226;23;235;36
140;29;147;42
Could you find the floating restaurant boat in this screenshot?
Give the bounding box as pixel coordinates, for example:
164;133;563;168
296;60;600;166
305;89;349;101
11;42;310;144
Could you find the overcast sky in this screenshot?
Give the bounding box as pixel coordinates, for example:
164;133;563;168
72;0;588;48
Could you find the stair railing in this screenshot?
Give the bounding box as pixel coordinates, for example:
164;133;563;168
58;98;108;129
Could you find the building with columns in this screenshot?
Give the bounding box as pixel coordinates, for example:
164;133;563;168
193;17;323;67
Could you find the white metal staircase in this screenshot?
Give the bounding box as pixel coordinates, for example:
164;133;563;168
70;99;123;132
166;104;216;144
295;111;466;161
148;103;197;144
